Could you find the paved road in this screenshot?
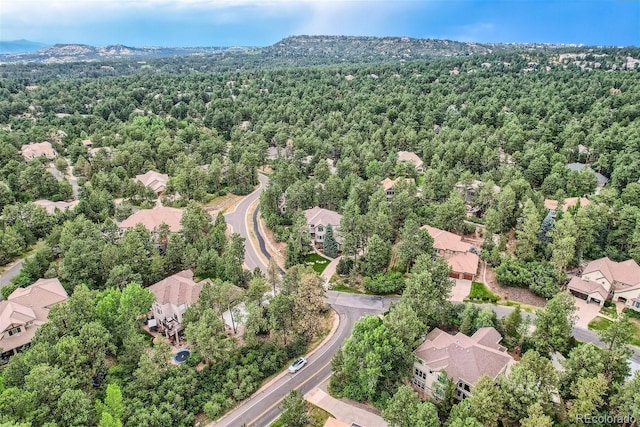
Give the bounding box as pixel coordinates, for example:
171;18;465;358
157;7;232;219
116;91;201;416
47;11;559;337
481;303;640;364
0;260;24;289
224;174;269;274
47;166;80;199
212;293;392;427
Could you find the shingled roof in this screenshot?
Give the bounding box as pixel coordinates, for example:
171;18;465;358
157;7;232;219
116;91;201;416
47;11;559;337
415;327;513;386
583;257;640;289
303;206;342;228
148;270;203;306
135;170;169;194
20;142;57;161
119;206;183;233
0;278;68;354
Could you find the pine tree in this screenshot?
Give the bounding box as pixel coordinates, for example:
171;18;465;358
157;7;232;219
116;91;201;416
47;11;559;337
323;224;338;258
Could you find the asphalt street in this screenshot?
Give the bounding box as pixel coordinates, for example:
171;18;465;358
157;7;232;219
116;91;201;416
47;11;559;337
224;174;269;274
212;293;392;427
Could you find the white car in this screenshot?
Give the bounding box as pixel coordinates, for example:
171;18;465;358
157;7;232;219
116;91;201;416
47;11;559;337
288;357;307;373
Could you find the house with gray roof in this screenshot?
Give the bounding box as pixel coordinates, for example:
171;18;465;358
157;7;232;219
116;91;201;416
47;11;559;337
566;163;609;192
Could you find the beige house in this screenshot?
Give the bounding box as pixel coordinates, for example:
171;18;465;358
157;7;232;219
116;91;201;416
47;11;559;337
135;170;169;195
1;278;68;360
33;199;79;215
412;327;514;401
119;206;183;235
397;151;424;173
568;257;640;309
21;142;57;161
421;225;479;280
148;270;205;340
381;177;413;201
303;206;343;251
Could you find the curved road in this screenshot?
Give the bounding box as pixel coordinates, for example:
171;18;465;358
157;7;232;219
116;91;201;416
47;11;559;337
224;174;270;274
213;293;392;427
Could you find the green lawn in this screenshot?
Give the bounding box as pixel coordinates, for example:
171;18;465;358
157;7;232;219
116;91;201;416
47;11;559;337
588;316;613;331
330;284;364;294
588;316;640;347
467;282;500;303
305;253;331;275
270;403;332;427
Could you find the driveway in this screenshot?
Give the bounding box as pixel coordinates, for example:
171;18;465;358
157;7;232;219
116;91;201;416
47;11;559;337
573;298;602;329
450;279;471;302
305;386;387;427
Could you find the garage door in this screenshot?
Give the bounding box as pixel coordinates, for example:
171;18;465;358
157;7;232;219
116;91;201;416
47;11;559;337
449;272;462;279
570;290;588;300
463;273;473;280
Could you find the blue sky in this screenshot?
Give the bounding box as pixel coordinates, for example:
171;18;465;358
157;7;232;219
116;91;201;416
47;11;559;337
2;0;639;47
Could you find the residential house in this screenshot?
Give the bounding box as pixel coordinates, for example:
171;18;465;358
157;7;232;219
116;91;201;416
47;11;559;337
0;278;68;360
81;139;93;148
397;151;424;173
135;170;169;195
455;180;501;204
20;141;57;161
566;162;609;193
568;257;640;309
412;327;514;401
544;197;590;218
421;225;480;280
33;199;79;215
148;270;205;341
119;206;183;236
303;206;343;251
381;177;413;201
266;146;291;161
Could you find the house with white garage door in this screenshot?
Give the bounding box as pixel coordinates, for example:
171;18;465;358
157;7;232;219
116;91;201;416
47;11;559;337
568;257;640;310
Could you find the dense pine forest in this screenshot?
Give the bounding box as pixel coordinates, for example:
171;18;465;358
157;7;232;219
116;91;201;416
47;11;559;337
1;37;640;426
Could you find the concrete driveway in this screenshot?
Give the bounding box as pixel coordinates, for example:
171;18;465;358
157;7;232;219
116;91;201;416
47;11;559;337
450;279;472;302
573;298;602;329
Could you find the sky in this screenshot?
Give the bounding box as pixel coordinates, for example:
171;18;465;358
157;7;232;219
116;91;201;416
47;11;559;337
1;0;639;47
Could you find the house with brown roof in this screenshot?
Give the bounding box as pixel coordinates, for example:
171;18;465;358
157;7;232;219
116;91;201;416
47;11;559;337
0;278;68;360
135;170;169;195
20;141;57;161
119;206;183;236
397;151;424;173
568;257;640;309
412;327;514;401
544;197;590;217
33;199;79;215
421;225;479;280
148;270;205;340
303;206;343;252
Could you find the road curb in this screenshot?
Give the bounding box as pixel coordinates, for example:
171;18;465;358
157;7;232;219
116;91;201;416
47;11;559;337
209;306;341;427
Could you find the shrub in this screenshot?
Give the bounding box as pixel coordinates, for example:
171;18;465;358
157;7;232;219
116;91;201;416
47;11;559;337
336;257;354;275
623;308;640;319
363;272;405;295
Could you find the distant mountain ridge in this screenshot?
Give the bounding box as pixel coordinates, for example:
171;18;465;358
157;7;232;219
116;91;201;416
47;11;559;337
0;35;624;65
0;39;50;54
0;43;248;63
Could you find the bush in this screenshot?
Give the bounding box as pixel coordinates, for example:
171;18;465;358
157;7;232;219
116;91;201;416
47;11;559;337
363;272;405;295
336;257;354;275
604;300;615;308
623;308;640;319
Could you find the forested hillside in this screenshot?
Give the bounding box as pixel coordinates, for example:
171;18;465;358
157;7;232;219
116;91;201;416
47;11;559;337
0;41;640;426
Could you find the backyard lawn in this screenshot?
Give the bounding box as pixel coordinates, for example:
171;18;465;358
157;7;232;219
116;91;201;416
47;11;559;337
305;253;331;275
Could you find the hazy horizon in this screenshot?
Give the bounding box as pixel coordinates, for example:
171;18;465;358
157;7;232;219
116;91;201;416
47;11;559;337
2;0;639;48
